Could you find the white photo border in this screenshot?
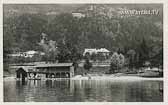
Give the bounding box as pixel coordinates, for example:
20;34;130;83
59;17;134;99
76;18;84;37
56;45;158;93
0;0;168;105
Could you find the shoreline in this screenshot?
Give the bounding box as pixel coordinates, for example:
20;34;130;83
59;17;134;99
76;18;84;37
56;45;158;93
3;74;163;81
71;74;163;81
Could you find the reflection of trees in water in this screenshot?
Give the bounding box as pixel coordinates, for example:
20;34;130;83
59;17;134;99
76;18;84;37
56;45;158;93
71;80;124;101
70;80;163;102
71;80;85;101
82;81;93;101
43;80;72;101
15;81;28;101
4;81;20;101
4;79;163;102
124;81;146;101
125;81;163;102
159;82;163;96
109;82;126;101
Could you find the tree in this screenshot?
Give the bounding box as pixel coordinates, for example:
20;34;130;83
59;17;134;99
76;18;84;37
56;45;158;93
90;52;97;61
127;49;136;70
110;52;120;73
138;38;149;67
56;42;70;63
110;52;125;73
84;52;91;60
118;53;125;70
3;6;162;71
83;59;92;74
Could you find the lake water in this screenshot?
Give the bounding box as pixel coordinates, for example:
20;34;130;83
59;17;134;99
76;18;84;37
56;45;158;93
4;78;163;102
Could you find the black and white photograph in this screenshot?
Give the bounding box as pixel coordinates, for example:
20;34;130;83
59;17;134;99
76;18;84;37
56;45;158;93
3;3;164;102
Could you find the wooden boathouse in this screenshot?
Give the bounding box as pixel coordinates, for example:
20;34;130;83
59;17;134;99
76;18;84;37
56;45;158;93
14;63;75;80
34;63;75;78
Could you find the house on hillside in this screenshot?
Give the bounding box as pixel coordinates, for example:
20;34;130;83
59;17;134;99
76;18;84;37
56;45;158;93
96;48;110;56
72;12;85;18
83;48;110;56
7;50;45;58
24;50;38;58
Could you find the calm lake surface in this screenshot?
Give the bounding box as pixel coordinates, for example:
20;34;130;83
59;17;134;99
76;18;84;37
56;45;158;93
4;78;163;102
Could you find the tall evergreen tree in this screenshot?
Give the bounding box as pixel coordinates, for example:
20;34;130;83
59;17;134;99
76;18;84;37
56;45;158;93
138;38;149;67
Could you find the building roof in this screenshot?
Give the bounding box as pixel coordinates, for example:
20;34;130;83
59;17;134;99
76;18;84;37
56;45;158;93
26;50;38;55
84;48;97;52
10;66;34;72
72;12;85;18
97;48;110;53
83;48;110;55
16;67;27;73
35;63;73;68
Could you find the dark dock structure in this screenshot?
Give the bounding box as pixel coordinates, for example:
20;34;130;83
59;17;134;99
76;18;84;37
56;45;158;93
14;63;75;80
16;67;27;80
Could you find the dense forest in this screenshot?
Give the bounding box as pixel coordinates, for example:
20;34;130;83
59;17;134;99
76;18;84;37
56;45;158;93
3;4;163;68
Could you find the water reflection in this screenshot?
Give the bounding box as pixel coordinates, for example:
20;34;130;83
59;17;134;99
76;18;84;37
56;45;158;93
4;79;163;102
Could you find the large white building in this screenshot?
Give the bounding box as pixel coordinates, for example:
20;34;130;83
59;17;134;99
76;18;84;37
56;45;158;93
83;48;110;56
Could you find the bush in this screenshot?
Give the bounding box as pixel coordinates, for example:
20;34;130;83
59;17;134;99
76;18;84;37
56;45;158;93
83;59;92;71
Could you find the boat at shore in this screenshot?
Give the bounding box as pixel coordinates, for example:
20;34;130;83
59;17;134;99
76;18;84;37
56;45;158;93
138;67;163;77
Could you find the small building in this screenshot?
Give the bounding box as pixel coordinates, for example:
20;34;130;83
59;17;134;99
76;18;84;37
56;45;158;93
7;50;45;58
24;50;38;58
16;67;28;80
83;48;97;56
72;12;85;18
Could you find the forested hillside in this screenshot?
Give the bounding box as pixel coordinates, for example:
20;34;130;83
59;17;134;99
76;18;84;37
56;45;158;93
3;4;163;67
